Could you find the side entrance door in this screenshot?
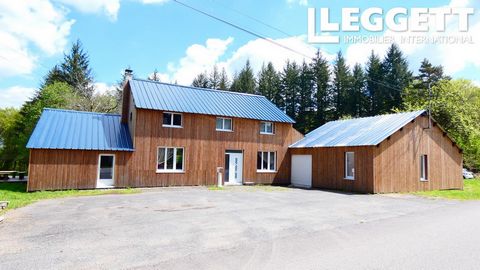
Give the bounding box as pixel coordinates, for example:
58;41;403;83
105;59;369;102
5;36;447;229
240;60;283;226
291;155;312;188
225;151;243;185
97;154;115;188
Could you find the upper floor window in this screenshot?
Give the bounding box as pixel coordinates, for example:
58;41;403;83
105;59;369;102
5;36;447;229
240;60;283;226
345;152;355;180
260;121;274;135
420;155;428;181
163;112;182;128
216;117;233;132
157;147;184;173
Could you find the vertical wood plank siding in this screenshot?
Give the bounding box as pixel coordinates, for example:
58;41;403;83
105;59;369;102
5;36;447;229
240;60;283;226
28;150;130;191
118;109;303;188
28;109;303;191
289;147;375;193
290;115;463;194
373;115;463;193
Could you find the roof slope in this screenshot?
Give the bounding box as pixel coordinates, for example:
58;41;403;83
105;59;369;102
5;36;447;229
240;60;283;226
129;79;295;123
27;109;134;151
290;110;426;148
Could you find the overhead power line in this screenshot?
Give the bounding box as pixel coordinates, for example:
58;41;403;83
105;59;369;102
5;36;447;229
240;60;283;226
173;0;312;59
173;0;403;92
210;0;293;37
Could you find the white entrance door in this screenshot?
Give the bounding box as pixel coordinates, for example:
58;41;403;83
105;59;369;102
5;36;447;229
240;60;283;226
226;152;243;185
291;155;312;188
97;154;115;188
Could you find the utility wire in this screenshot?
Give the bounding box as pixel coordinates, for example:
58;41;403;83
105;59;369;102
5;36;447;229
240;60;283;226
210;0;293;37
173;0;403;92
173;0;312;59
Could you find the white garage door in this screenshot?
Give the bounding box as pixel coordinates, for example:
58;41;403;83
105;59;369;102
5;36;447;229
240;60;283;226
291;155;312;188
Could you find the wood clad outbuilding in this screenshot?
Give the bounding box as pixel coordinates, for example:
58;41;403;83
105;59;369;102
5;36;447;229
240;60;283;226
289;112;463;193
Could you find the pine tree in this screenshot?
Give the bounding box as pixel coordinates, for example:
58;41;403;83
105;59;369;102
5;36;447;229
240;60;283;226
41;65;64;88
350;64;368;117
231;60;256;93
148;69;161;81
310;50;331;125
209;65;221;89
60;40;95;99
281;61;301;119
331;51;351;119
257;62;281;103
381;43;412;112
218;67;229;90
365;51;384;115
414;58;450;89
192;72;210;88
296;61;315;133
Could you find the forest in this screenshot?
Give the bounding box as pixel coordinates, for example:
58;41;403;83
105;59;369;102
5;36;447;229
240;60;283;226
1;41;479;171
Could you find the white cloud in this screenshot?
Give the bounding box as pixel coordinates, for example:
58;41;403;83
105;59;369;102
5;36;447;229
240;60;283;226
160;37;234;84
286;0;308;6
55;0;121;21
0;0;74;78
158;35;334;85
344;0;480;75
94;82;116;95
0;86;36;108
221;36;332;77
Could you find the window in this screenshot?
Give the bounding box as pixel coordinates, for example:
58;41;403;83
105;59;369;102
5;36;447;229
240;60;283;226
257;151;276;172
260;121;274;134
345;152;355;180
157;147;184;172
420;155;428;181
162;112;182;128
216;117;233;131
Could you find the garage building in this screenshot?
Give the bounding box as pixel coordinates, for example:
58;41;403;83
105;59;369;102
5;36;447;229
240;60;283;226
289;110;463;193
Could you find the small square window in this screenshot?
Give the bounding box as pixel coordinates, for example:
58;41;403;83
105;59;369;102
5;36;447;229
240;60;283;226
216;117;233;131
162;112;182;128
260;121;274;134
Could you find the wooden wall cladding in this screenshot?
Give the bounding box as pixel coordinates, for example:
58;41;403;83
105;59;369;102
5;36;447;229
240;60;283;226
28;150;130;191
121;109;304;188
374;115;463;193
289;146;375;193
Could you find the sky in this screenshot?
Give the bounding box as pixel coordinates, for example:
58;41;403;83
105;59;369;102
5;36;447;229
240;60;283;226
0;0;479;108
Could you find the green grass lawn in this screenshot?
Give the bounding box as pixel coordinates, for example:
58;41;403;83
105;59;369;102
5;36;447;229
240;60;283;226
0;182;139;215
415;179;480;200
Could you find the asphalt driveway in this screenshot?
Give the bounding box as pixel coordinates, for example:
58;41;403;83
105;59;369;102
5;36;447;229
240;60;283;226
1;186;480;270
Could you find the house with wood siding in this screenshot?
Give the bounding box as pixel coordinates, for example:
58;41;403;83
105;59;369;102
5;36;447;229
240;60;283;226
289;111;463;193
26;71;462;193
26;74;303;191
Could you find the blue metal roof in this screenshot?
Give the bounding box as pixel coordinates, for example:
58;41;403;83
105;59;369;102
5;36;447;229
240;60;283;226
129;79;295;123
27;109;134;151
290;110;426;148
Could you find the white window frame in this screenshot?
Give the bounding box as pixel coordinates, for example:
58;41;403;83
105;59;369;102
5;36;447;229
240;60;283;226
162;112;183;128
257;151;277;173
420;155;428;181
97;154;115;181
345;152;355;180
260;121;274;135
156;147;185;173
216;117;233;132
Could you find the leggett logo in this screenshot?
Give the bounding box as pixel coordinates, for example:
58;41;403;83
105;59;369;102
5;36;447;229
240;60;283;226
307;7;475;44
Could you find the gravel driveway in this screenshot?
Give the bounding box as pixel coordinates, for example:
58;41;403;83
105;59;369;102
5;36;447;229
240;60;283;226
1;186;480;270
